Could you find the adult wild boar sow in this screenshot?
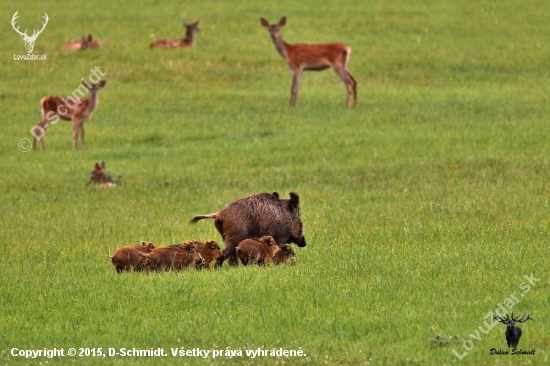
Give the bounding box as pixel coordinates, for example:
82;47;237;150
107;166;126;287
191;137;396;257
190;192;306;266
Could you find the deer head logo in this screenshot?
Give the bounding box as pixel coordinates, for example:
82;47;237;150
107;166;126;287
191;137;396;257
11;11;49;54
494;313;533;348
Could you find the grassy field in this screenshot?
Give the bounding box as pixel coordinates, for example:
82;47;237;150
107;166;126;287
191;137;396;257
1;0;549;364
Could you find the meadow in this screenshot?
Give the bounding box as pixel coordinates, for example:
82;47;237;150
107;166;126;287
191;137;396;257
0;0;549;364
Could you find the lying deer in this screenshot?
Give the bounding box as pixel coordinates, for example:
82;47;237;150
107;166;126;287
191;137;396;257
32;80;106;151
149;20;200;49
61;35;101;51
494;313;533;348
86;34;102;49
261;17;357;107
90;161;116;187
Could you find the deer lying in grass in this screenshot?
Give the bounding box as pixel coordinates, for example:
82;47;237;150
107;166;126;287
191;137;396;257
149;20;200;49
61;35;101;51
90;161;116;187
32;80;106;151
260;16;357;107
86;34;102;49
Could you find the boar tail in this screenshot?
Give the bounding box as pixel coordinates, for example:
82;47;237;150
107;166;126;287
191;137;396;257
189;212;218;224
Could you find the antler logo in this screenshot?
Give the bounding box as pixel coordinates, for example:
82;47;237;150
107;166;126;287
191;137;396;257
11;11;49;54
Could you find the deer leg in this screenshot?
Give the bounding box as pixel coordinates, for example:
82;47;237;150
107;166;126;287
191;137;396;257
335;67;356;108
290;70;302;106
72;122;79;151
80;124;86;149
349;72;358;107
32;121;48;151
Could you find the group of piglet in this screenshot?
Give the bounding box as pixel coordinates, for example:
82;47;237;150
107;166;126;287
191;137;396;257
110;237;295;273
110;191;306;273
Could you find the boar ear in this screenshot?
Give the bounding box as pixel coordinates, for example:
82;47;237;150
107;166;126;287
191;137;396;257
142;241;147;246
272;191;280;199
288;192;300;211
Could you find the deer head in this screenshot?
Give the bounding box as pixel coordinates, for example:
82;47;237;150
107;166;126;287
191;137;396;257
12;11;49;53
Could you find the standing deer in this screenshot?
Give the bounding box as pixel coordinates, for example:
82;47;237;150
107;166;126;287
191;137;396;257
11;11;49;54
32;80;106;151
260;16;357;107
149;20;200;49
493;313;533;348
61;36;89;51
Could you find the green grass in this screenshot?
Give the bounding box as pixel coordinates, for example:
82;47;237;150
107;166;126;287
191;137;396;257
1;0;549;364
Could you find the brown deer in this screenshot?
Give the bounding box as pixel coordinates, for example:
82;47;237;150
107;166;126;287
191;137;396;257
61;36;89;51
32;80;106;151
61;35;101;51
149;20;200;49
87;34;102;49
90;161;116;187
260;17;357;107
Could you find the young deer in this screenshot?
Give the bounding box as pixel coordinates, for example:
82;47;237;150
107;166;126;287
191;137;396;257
86;34;102;49
60;36;89;51
261;17;357;107
61;35;101;51
90;161;116;187
32;80;106;151
149;20;200;49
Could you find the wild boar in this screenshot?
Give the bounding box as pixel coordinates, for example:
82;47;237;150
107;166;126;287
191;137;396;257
235;236;280;266
190;192;306;266
274;244;296;265
110;241;156;273
142;241;203;272
193;239;223;269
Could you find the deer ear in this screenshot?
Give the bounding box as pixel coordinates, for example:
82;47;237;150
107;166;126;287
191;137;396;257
95;163;101;171
260;18;269;27
99;80;106;87
100;161;105;169
279;17;287;26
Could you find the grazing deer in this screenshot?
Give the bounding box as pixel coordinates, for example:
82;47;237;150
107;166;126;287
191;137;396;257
149;20;200;49
32;80;106;151
90;161;116;187
260;17;357;107
494;313;533;348
11;11;49;54
61;36;89;51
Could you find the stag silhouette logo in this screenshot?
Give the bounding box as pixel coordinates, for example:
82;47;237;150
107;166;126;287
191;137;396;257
11;11;48;54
